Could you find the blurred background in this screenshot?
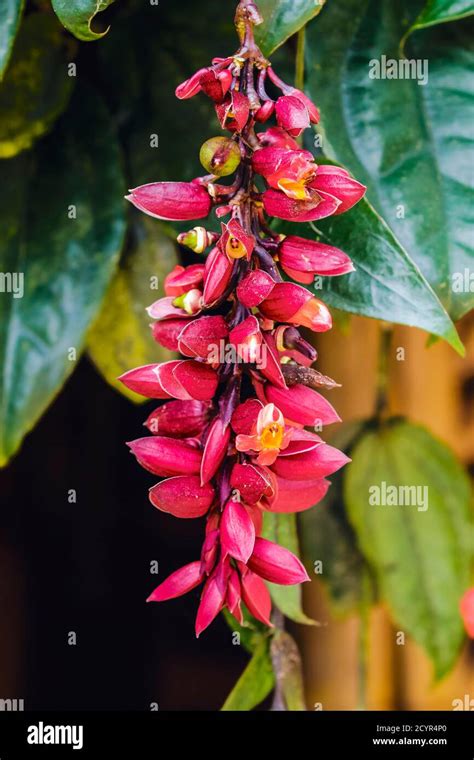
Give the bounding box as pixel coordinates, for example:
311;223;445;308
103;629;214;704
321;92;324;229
0;0;473;710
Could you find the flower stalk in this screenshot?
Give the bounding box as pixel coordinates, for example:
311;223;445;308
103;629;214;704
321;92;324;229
120;0;366;638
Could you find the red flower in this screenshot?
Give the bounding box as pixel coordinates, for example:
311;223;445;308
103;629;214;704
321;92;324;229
122;0;366;636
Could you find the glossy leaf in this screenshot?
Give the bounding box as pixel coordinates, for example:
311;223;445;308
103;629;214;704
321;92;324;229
0;0;24;79
345;419;472;678
51;0;116;41
221;638;274;710
0;86;126;467
88;217;178;403
299;422;370;616
262;511;316;625
255;0;326;56
409;0;474;35
276;197;463;354
306;0;474;321
0;14;74;158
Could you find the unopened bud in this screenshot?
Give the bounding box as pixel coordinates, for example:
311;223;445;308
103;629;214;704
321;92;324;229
177;227;218;253
199;136;241;177
172;288;202;315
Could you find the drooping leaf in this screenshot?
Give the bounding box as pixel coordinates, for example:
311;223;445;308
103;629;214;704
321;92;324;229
221;638;275;710
408;0;474;36
0;85;126;467
270;629;306;709
275;196;463;355
262;511;316;625
299;421;370;616
255;0;326;56
345;419;472;678
88;217;178;403
0;0;24;79
51;0;116;41
305;0;474;321
0;13;74;158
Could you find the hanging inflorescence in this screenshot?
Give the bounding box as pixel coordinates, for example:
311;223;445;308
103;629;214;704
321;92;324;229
120;0;366;636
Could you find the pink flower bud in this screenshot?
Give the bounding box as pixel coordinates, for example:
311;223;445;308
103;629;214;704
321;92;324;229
226;568;243;622
279;235;354;283
177;315;228;359
275;95;310;136
229;315;262;363
236;270;275;307
310;166;366;214
147;561;204;602
145;400;210;437
195;570;227;637
126;181;212;221
262;187;341;222
271;443;351;480
202;246;234;306
265;475;330;513
175;68;208;99
265;383;341;427
151;318;190;351
149;475;215;518
248;537;309;585
200;417;232;485
127;436;202;477
146;295;200;321
221;498;256;563
254;100;275;123
286;87;320;124
259;282;332;332
164;264;205;297
258;126;300;150
241;570;272;626
139;360;216;401
230;462;276;505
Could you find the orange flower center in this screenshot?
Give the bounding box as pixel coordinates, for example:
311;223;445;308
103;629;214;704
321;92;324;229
260;422;284;450
226;236;247;259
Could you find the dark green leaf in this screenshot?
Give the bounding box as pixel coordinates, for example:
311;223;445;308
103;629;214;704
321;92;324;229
255;0;326;56
345;419;472;678
262;511;316;625
0;85;126;466
0;14;74;157
51;0;116;41
221;638;274;710
305;0;474;321
0;0;24;79
299;422;370;616
275;197;464;354
88;217;178;403
409;0;474;36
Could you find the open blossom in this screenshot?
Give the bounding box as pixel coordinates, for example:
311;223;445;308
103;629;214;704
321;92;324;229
120;0;366;636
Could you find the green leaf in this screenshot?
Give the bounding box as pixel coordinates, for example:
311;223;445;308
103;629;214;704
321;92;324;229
345;419;472;678
305;0;474;321
262;511;316;625
221;638;275;710
222;608;270;655
0;85;126;467
299;422;370;617
0;0;24;79
88;217;178;403
51;0;116;41
409;0;474;36
255;0;326;56
270;629;306;709
275;197;464;355
0;14;74;158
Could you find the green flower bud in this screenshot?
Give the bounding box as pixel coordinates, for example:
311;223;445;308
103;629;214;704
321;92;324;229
199;137;241;177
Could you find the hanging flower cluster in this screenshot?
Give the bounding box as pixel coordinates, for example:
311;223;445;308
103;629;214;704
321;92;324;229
120;0;366;636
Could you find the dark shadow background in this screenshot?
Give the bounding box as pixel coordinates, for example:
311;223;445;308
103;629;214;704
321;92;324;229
0;359;249;710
